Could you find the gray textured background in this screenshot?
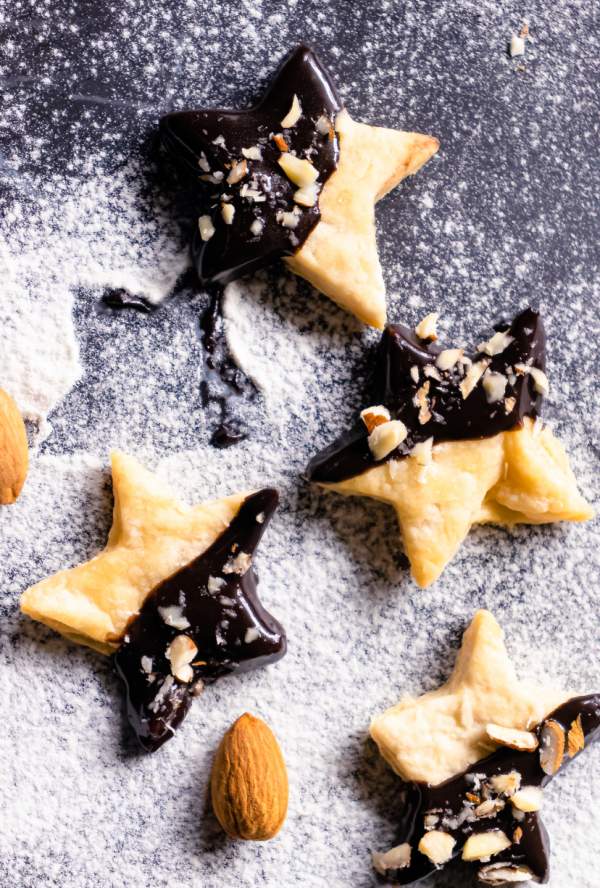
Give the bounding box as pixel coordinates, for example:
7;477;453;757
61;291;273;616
0;1;599;887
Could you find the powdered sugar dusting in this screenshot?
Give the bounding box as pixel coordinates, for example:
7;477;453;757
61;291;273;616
0;243;81;438
0;2;599;887
0;157;190;437
223;274;368;431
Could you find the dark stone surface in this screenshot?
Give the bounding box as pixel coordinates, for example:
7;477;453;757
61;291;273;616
0;3;598;887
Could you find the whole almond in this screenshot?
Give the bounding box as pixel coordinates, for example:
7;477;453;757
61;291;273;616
211;712;288;841
0;388;28;505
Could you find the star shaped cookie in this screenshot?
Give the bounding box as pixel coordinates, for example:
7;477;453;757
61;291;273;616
307;309;593;587
21;452;248;653
371;611;600;885
161;44;438;328
21;453;286;751
370;610;566;785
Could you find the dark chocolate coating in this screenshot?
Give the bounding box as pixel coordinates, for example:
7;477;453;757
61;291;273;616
379;695;600;885
308;307;545;483
114;489;286;752
160;45;342;285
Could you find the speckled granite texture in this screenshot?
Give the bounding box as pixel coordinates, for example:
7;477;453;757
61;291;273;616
0;1;599;887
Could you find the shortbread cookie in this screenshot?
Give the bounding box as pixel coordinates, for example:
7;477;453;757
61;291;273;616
370;610;566;784
307;309;593;586
371;611;600;885
21;453;286;751
21;452;247;653
161;44;438;328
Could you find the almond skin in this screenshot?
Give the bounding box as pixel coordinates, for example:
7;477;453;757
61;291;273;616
211;712;288;841
0;388;28;505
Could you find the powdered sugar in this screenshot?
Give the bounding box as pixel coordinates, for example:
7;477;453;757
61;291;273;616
0;243;81;439
222;274;371;432
0;2;599;887
0;157;190;437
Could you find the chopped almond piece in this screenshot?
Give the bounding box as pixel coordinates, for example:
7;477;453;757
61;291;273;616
415;312;438;341
226;159;248;185
482;371;507;403
241;145;263;160
372;843;411;874
316;115;331;135
462;830;511;862
539;719;565;775
490;771;521;797
475;798;505;818
360;405;390;433
418;830;455;865
485;723;539;752
567;715;585;757
478;863;534;883
277;152;319;188
273;133;289;152
510;34;526;57
198;215;216;242
294;183;320;207
436;348;462;371
511;786;543;813
477;330;514;356
460;359;489;399
280;93;302;128
166;634;198;683
528;366;550;395
221;203;235;225
414;382;432;424
368;420;407;461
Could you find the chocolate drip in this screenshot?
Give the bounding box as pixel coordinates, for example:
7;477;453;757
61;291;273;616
102;288;154;313
114;489;286;752
308;308;545;484
160;45;342;285
199;286;258;448
103;276;256;448
379;695;600;885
